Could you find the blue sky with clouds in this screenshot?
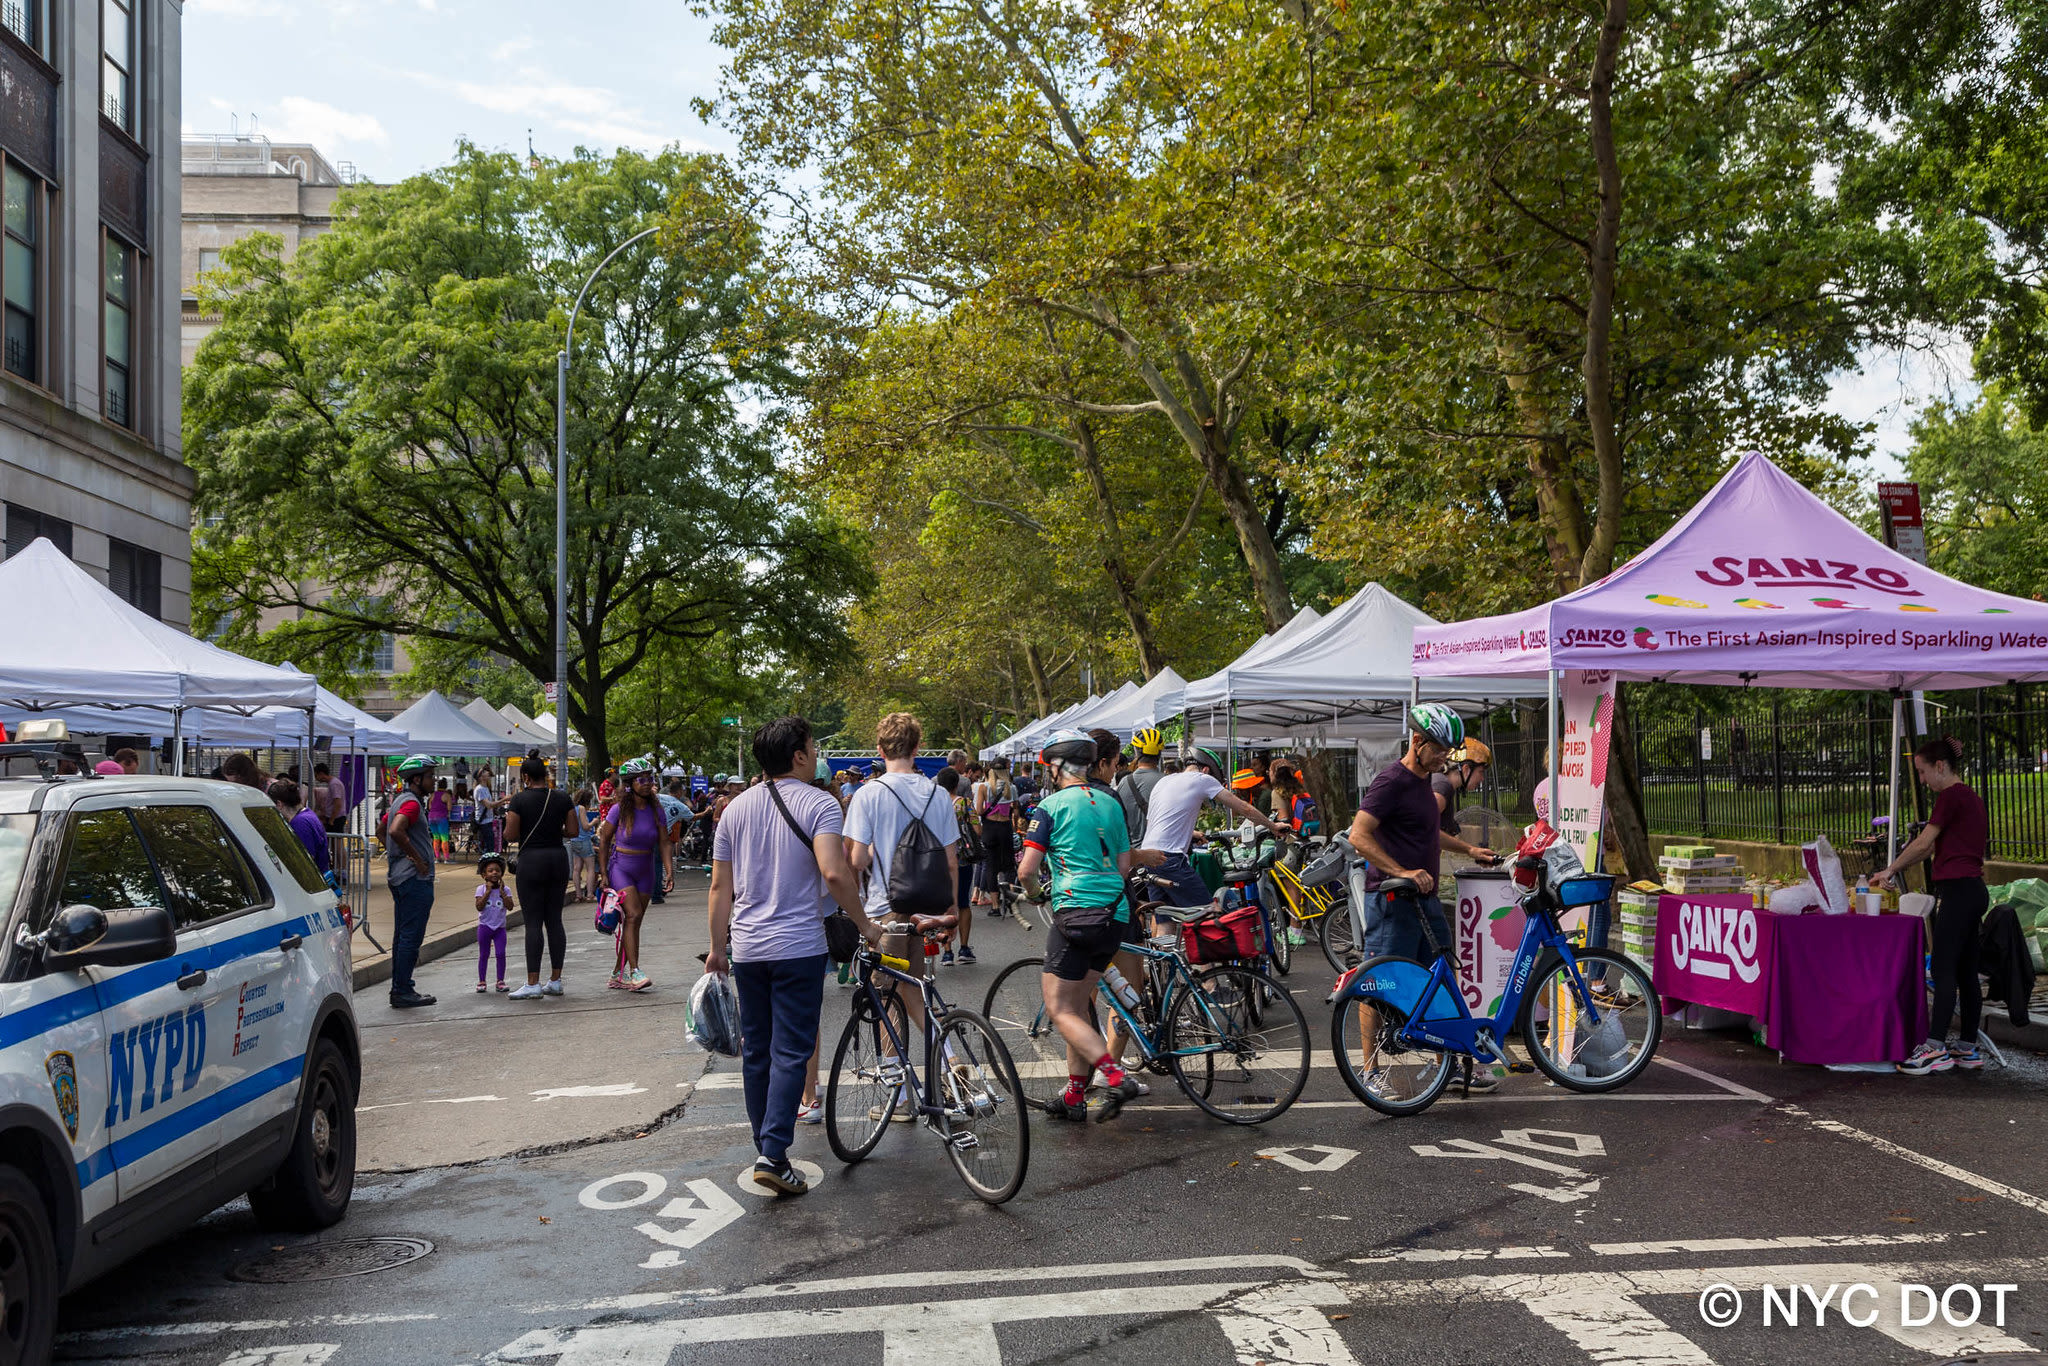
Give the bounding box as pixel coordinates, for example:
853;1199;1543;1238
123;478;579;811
182;0;1967;465
181;0;732;178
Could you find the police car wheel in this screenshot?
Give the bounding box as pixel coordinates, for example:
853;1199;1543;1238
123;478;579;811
248;1039;356;1232
0;1166;57;1366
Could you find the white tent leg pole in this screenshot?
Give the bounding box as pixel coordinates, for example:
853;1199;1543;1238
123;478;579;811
1887;694;1903;865
1547;671;1562;826
171;708;184;776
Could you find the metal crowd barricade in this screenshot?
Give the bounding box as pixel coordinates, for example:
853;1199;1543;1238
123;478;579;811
329;831;382;952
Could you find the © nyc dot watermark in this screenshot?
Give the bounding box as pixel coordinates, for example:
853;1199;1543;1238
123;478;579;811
1697;1282;2018;1329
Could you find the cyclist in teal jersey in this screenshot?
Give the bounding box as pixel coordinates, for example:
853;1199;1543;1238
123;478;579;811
1016;730;1145;1123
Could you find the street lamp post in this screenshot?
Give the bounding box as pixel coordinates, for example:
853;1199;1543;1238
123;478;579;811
556;225;662;785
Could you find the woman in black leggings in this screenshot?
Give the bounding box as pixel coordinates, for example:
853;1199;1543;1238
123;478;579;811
1873;735;1990;1075
501;756;583;999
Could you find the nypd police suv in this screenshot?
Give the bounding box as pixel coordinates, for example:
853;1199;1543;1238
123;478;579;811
0;740;359;1360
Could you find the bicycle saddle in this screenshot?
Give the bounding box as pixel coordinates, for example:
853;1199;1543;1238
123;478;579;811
1150;904;1221;924
1377;875;1422;897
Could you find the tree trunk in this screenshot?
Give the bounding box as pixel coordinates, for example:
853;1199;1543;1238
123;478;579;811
1577;0;1629;588
1024;642;1052;717
1607;684;1655;880
1071;418;1169;674
1202;438;1296;632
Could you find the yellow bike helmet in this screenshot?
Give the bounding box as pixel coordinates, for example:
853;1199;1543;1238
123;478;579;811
1130;726;1164;756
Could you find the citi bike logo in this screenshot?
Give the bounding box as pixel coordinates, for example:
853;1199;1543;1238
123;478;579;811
1668;900;1761;983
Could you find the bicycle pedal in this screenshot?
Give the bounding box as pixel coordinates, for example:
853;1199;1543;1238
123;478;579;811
1506;1062;1535;1074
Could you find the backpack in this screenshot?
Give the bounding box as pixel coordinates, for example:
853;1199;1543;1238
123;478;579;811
878;778;954;916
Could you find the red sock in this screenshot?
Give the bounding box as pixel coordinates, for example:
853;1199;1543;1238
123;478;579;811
1062;1075;1088;1104
1096;1054;1126;1087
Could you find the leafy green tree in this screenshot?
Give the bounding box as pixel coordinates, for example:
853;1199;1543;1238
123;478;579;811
1905;387;2048;601
186;144;867;764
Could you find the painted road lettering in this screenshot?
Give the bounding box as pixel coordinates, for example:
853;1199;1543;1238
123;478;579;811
1412;1128;1605;1203
1255;1144;1358;1173
579;1168;746;1267
105;1003;205;1127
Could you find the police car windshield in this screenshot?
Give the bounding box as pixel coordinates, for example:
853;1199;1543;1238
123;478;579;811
0;814;32;922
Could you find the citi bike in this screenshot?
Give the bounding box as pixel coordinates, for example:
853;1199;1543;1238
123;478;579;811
1330;825;1662;1116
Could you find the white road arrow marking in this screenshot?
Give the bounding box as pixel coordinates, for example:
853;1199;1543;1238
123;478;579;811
1495;1128;1605;1158
218;1350;339;1366
1410;1137;1587;1179
532;1084;648;1100
633;1179;745;1251
1256;1144;1359;1173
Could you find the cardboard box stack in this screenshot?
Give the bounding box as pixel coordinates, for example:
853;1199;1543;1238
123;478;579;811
1658;846;1744;895
1615;881;1662;971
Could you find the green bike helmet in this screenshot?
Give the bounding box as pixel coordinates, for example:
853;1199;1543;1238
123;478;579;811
1188;746;1228;776
619;757;654;778
394;754;437;775
1408;702;1465;749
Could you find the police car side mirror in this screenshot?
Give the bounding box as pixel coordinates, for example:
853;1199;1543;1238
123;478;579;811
33;903;108;956
41;905;175;971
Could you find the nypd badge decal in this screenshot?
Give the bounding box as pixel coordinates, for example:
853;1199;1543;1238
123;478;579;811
45;1051;78;1141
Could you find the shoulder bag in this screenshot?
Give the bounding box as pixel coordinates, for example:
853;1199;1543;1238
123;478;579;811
766;779;862;963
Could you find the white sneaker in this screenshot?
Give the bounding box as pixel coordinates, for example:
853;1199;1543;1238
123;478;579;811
507;982;545;1000
542;978;565;996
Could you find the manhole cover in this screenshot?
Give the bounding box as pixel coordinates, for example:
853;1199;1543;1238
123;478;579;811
229;1236;434;1283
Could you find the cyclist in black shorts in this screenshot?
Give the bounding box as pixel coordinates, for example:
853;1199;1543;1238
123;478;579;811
1015;730;1145;1123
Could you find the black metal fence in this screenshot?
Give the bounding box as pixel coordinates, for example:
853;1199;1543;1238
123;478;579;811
1459;688;2048;868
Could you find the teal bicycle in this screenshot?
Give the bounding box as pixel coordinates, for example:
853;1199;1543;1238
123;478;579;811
982;877;1311;1125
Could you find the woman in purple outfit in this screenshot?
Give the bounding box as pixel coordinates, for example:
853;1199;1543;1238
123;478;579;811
596;760;672;991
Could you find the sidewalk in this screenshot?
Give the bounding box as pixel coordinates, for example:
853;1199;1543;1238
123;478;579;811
347;863;601;991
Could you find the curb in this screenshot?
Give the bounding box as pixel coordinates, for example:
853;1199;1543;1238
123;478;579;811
352;909;528;993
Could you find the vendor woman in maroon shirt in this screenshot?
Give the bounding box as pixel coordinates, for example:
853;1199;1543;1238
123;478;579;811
1872;736;1990;1076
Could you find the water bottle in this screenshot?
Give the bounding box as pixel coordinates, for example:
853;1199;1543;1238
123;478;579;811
1103;965;1143;1014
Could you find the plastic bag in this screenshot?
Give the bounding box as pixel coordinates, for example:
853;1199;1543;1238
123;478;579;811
1769;881;1820;915
1801;838;1849;915
687;971;743;1057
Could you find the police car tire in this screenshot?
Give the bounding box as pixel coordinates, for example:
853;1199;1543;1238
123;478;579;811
0;1165;58;1365
247;1039;356;1232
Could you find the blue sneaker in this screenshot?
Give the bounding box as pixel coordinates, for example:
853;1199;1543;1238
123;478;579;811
1948;1045;1985;1070
957;946;977;965
940;948;956;966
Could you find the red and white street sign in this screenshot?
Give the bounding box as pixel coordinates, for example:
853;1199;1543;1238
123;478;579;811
1877;481;1927;565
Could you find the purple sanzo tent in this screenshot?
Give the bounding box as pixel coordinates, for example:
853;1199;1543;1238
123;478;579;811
1412;451;2048;860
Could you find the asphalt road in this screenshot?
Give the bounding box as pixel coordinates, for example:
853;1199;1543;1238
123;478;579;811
52;880;2048;1366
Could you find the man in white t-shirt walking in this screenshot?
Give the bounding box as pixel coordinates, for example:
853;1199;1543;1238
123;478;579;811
844;713;961;1122
1139;746;1290;906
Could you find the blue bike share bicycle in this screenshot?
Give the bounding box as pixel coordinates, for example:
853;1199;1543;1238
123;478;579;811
1330;827;1662;1116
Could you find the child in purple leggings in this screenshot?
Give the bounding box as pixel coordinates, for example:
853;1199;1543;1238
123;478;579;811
475;854;516;992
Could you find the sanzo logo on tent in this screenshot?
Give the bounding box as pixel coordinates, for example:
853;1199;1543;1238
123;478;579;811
1668;899;1761;984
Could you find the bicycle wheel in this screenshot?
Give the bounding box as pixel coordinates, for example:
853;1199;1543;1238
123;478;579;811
825;990;910;1163
934;1008;1031;1204
1259;878;1293;977
1330;963;1452;1117
1518;947;1661;1093
1319;896;1357;974
1165;966;1309;1124
982;957;1067;1112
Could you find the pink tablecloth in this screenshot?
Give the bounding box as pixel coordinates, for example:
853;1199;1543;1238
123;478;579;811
1760;912;1927;1066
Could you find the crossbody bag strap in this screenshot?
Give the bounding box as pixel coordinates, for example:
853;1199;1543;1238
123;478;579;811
764;778;817;854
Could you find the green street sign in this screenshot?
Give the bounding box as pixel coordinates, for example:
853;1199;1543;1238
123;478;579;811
720;716;741;726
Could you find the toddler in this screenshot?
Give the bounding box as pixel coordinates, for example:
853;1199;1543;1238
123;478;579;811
475;854;516;992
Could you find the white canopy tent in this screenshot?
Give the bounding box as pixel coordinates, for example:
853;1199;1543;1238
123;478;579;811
498;702;581;757
1059;681;1140;733
386;690;528;758
985;694;1100;762
1083;668;1188;739
1150;608;1324;729
0;538;320;771
1177;583;1552;740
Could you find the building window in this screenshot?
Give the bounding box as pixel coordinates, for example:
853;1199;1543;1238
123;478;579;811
4;504;72;559
101;0;134;132
4;164;38;384
372;633;396;673
2;0;47;58
108;537;160;618
196;248;221;284
104;235;134;427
